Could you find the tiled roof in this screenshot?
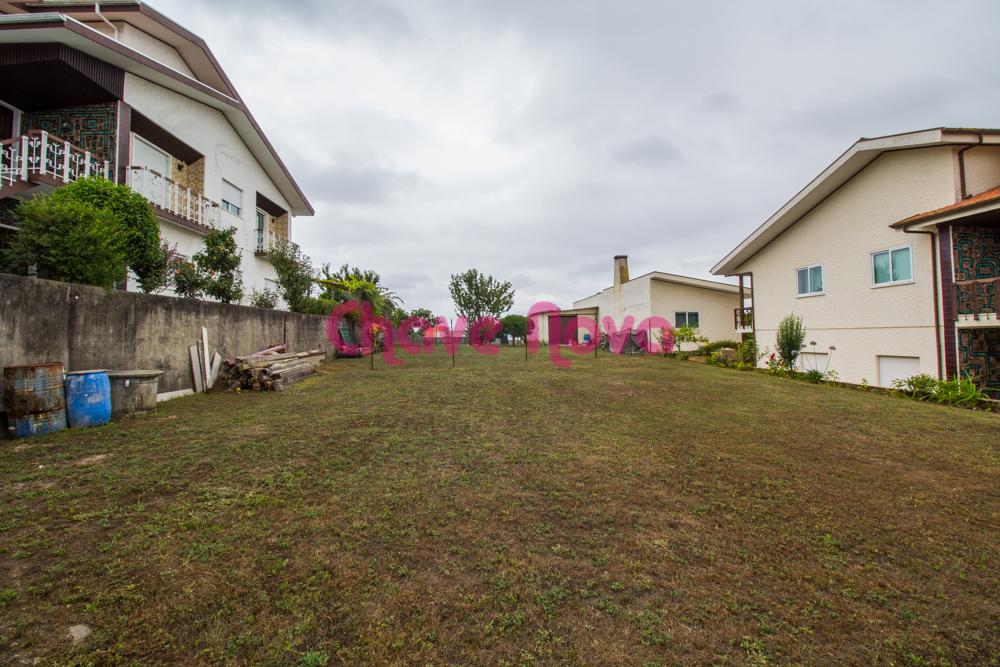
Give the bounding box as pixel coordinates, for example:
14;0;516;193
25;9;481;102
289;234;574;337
892;185;1000;228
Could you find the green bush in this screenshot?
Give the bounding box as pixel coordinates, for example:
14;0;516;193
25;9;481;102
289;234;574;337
698;339;741;355
737;338;761;366
249;288;279;309
297;296;336;316
270;240;315;313
4;195;127;288
53;177;165;292
171;257;204;299
776;314;806;370
194;226;243;304
893;373;990;408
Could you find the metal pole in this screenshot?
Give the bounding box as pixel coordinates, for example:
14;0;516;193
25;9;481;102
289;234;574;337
370;328;375;370
450;319;455;368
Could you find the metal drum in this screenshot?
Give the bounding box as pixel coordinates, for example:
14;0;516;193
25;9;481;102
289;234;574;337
65;370;112;428
3;362;67;438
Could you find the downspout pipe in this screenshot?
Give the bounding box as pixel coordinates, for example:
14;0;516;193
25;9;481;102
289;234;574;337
957;132;984;200
94;3;119;41
903;228;944;380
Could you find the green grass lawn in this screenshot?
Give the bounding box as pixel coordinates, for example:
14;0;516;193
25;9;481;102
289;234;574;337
1;347;997;665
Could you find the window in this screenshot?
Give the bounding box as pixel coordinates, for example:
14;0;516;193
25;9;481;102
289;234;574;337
796;264;824;296
872;245;913;286
221;180;242;217
675;311;699;328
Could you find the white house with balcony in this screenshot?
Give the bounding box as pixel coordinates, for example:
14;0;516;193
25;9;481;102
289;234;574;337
0;0;313;300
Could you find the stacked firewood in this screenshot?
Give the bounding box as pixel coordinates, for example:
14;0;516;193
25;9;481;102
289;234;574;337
220;344;326;392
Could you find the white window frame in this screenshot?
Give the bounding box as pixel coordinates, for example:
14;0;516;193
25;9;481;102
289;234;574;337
871;244;914;288
795;264;825;298
221;179;243;217
674;311;700;328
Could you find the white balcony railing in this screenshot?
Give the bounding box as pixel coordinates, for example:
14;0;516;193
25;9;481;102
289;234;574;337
0;131;110;189
128;165;219;230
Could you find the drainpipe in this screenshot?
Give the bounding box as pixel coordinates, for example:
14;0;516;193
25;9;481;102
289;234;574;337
957;132;984;200
903;228;944;380
94;3;119;40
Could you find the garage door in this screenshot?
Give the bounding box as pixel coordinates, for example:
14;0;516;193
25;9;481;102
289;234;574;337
877;356;920;388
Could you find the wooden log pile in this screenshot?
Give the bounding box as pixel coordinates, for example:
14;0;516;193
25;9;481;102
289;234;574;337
219;344;326;392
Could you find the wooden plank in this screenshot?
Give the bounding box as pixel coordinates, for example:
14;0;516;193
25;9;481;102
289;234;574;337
189;345;205;393
208;352;222;389
201;327;211;388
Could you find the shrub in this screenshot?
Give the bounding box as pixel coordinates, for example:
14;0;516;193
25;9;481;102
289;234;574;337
171;256;204;299
776;314;806;370
249;288;279;309
297;296;336;316
194;226;243;304
737;338;761;366
270;240;315;312
674;325;708;352
893;373;990;408
801;369;825;384
659;326;675;356
53;177;165;292
4;195;127;288
698;339;741;356
891;374;938;401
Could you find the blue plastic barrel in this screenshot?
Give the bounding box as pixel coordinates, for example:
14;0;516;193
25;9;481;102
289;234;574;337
4;363;67;438
65;370;112;428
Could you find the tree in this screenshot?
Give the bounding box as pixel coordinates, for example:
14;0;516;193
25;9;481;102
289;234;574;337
269;240;315;312
776;313;806;370
500;314;529;343
448;269;515;335
318;263;403;322
4;195;127;288
673;325;707;352
52;177;165;292
194;226;243;304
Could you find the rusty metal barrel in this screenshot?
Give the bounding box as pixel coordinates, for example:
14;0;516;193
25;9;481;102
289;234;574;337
3;362;67;438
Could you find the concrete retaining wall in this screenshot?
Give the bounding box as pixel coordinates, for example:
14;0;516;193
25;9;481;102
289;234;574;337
0;273;332;402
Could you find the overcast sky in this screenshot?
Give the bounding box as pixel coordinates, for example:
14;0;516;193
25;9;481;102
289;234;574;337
159;0;1000;319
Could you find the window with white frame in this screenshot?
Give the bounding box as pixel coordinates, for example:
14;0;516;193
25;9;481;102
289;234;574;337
872;245;913;286
675;311;699;328
221;180;243;217
796;264;824;296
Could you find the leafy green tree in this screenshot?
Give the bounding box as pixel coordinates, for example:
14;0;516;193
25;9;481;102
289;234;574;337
52;177;165;292
673;325;707;352
776;313;806;370
500;314;529;343
171;256;204;299
193;226;243;303
269;240;315;312
318;263;403;321
448;269;515;333
4;196;126;288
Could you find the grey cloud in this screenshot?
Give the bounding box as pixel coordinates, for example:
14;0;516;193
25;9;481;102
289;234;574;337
613;136;682;166
156;0;1000;319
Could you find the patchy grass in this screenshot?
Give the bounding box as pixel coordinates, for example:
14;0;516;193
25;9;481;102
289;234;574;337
0;347;997;665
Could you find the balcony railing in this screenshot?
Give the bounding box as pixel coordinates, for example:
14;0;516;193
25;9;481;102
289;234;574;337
255;225;296;256
0;131;110;190
955;277;998;321
128;165;219;230
734;306;753;330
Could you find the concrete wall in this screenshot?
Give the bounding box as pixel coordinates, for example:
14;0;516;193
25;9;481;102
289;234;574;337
737;146;961;386
122;73;292;298
0;273;332;404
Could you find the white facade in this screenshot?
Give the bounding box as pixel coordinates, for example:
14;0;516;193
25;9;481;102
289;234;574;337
538;256;743;346
714;129;1000;387
0;3;313;305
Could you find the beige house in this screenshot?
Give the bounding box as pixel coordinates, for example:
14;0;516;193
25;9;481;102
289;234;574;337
537;256;744;348
713;128;1000;391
